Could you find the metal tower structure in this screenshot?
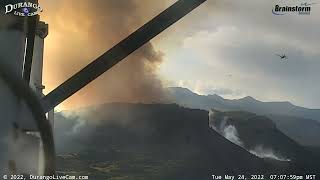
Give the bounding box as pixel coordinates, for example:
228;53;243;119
0;0;54;175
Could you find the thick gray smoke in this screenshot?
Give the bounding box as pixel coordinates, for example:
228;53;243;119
210;115;243;146
222;125;243;147
209;110;290;162
249;146;290;162
41;0;171;109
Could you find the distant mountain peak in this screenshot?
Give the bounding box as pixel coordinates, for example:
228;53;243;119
208;94;225;101
238;96;258;102
167;87;196;94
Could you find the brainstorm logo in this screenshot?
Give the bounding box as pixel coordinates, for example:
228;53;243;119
4;2;43;17
272;2;317;15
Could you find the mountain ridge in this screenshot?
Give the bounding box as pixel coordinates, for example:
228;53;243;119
167;87;320;121
167;87;320;147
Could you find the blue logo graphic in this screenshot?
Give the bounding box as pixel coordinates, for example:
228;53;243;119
23;7;29;15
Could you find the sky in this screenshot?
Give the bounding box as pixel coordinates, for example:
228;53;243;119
154;0;320;108
39;0;320;109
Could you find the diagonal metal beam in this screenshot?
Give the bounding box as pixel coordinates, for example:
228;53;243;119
41;0;207;112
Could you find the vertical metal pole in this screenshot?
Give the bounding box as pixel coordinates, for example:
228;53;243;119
23;15;39;82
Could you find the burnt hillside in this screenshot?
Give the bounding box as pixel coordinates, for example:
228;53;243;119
54;103;314;179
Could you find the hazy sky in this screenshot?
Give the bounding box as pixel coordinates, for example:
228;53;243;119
40;0;320;109
154;0;320;108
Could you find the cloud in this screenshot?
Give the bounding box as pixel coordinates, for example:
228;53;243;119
159;0;320;108
175;79;244;99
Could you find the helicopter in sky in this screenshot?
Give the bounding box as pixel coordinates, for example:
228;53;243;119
275;54;288;60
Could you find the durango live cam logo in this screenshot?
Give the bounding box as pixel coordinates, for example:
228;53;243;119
4;1;43;17
272;2;317;15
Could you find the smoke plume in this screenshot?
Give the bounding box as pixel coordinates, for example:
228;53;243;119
209;110;290;162
249;146;290;162
222;125;243;147
40;0;171;109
